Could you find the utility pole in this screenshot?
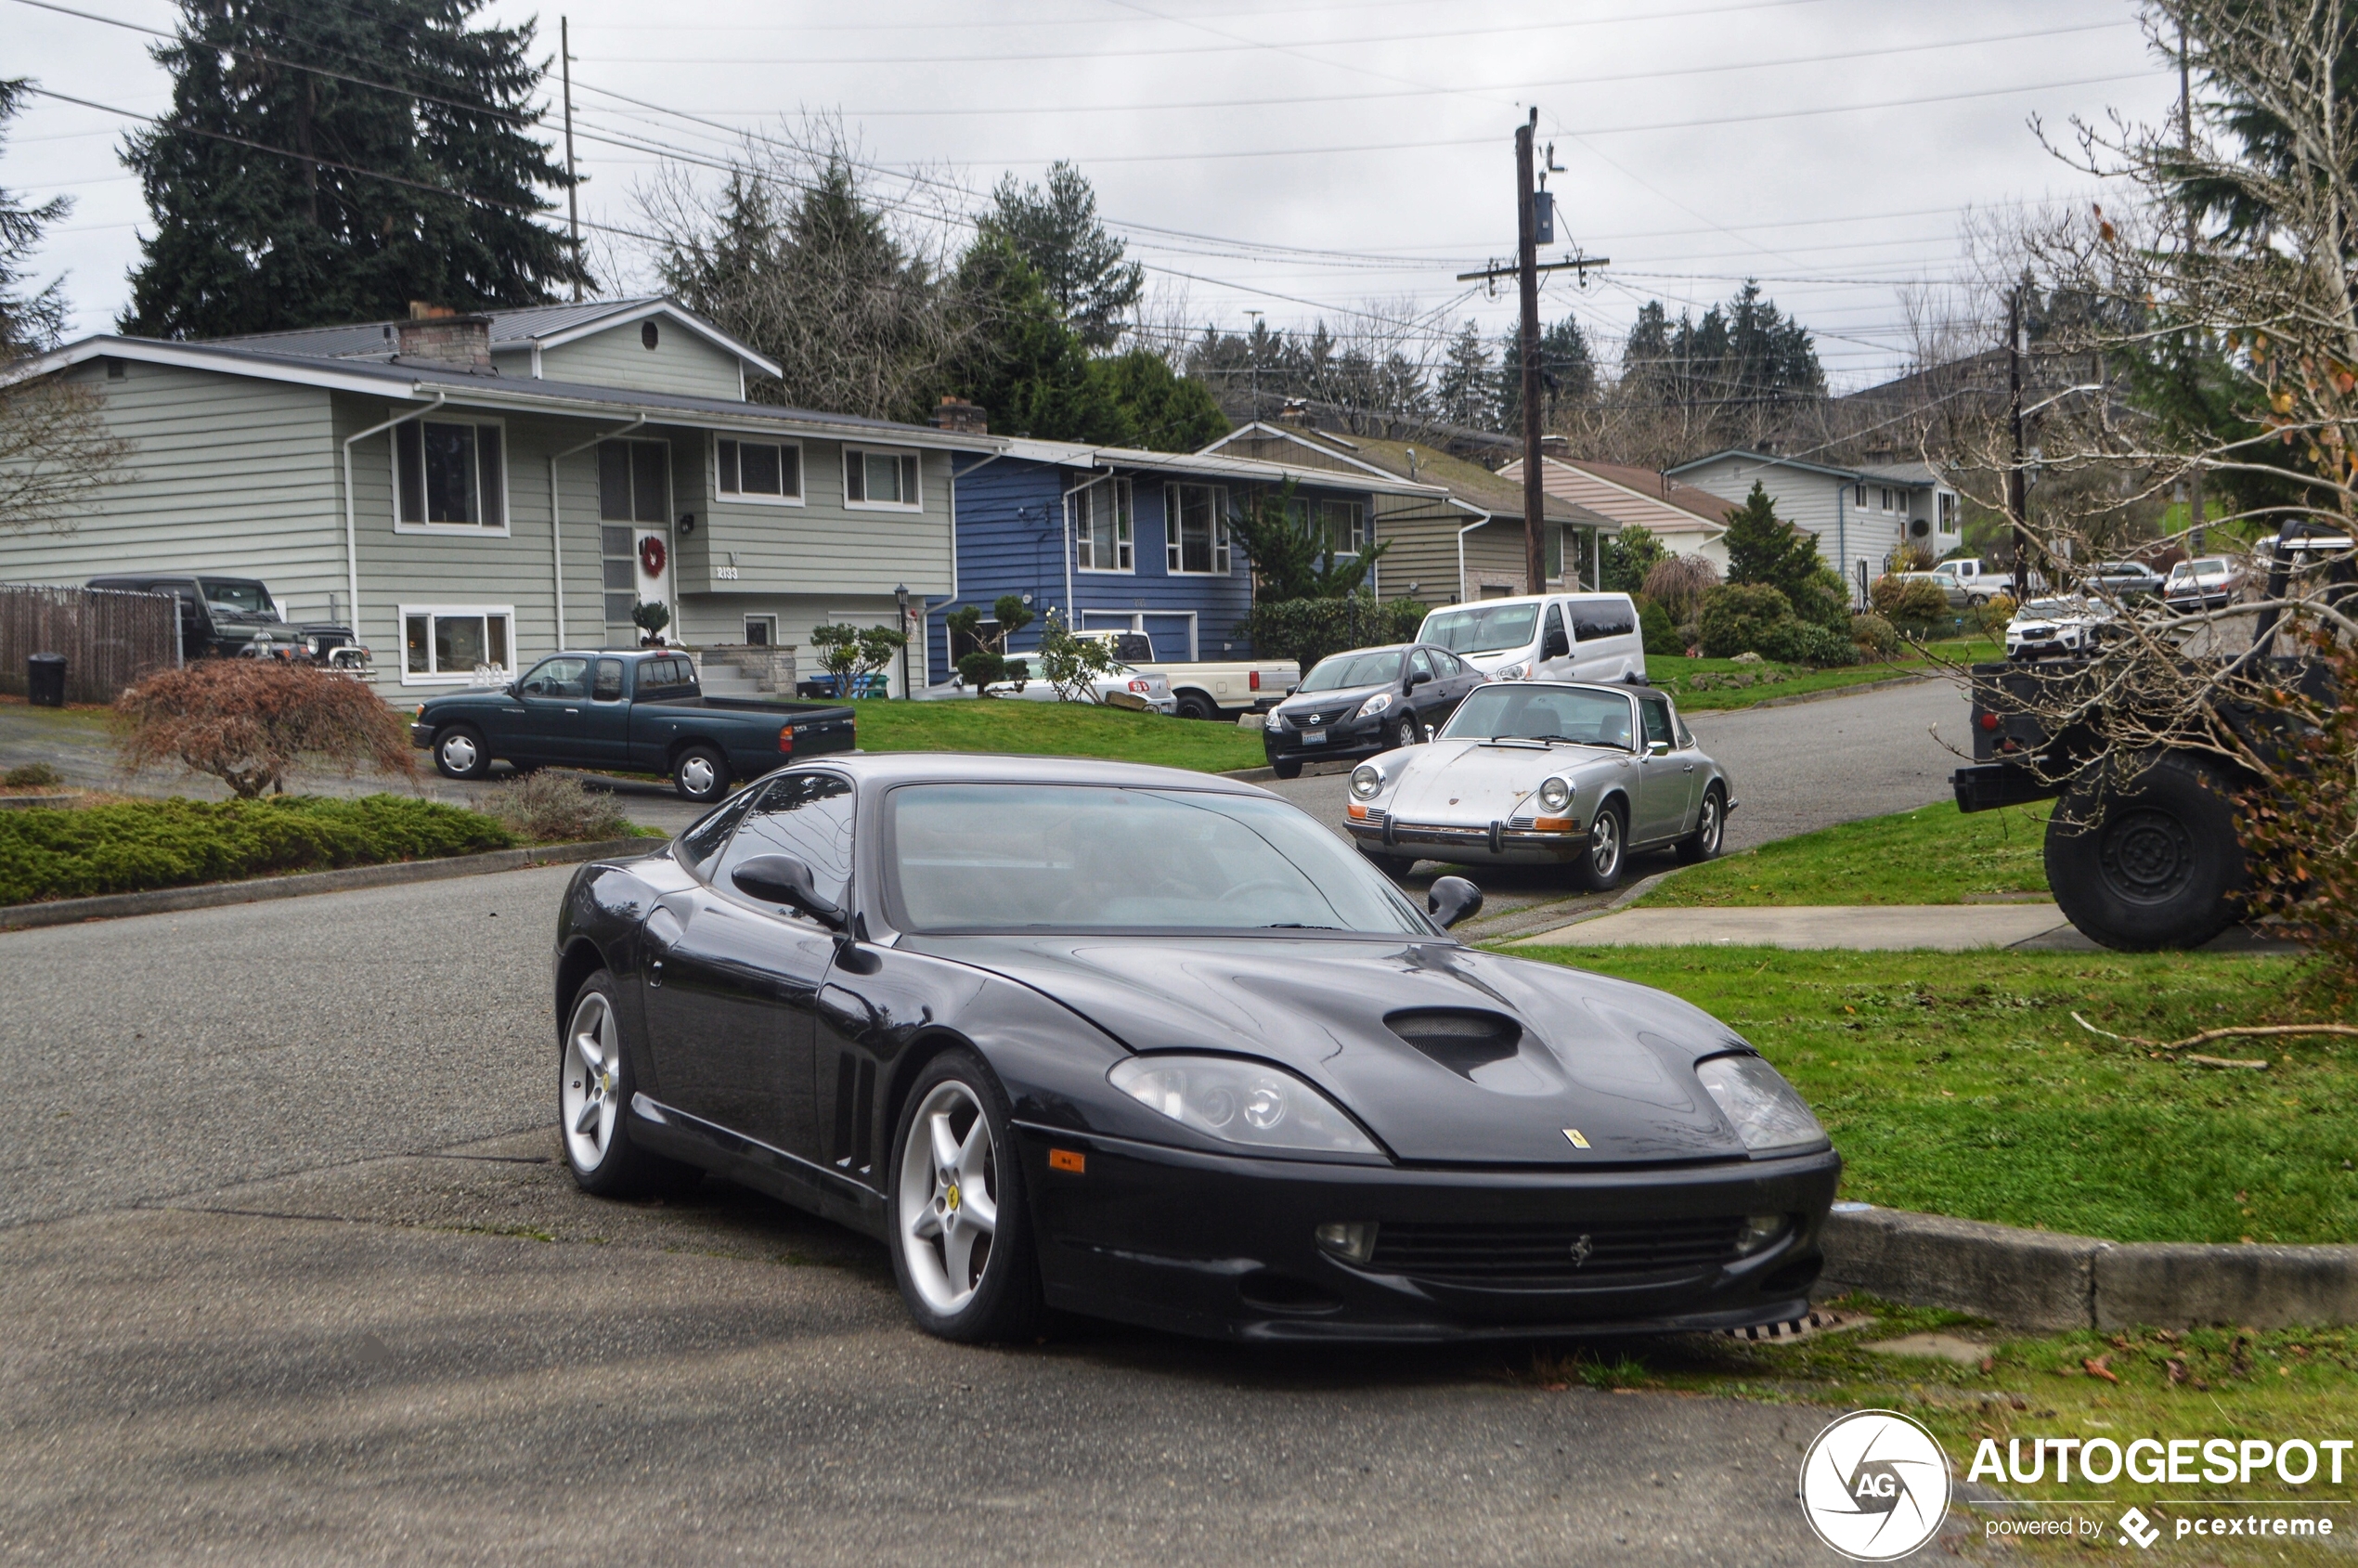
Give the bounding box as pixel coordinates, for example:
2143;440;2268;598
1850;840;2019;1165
562;16;581;303
1246;309;1264;424
1457;112;1605;592
2009;288;2031;602
2181;17;2205;552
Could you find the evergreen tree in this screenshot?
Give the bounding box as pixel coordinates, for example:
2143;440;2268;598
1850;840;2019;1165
0;80;69;356
121;0;581;337
1617;283;1822;411
948;232;1123;442
977;161;1142;350
1720;481;1846;626
1497;315;1594;425
1600;523;1666;596
1435;320;1495;429
1086;350;1228;450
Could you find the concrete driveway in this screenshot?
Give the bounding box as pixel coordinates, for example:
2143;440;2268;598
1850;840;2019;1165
0;868;1896;1565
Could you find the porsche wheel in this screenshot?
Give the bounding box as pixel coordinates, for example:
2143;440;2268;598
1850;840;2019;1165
889;1051;1042;1342
561;971;698;1199
434;724;489;781
1574;799;1626;890
1675;785;1726;865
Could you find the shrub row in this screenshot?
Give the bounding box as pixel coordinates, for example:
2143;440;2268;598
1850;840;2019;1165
1240;594;1430;670
1696;583;1861;667
0;794;516;906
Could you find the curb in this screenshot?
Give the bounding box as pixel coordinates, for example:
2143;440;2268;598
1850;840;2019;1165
0;837;654;931
1817;1205;2358;1330
1222;765;1279;782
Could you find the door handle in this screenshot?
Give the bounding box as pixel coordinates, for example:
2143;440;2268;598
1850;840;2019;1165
1683;763;1695;772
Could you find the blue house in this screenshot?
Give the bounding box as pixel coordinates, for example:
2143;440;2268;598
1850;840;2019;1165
928;436;1445;687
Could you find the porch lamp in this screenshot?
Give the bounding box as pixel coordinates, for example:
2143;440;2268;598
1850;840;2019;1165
894;583;911;699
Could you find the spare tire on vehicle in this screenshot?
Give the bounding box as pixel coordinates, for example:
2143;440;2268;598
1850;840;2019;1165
2044;751;2248;951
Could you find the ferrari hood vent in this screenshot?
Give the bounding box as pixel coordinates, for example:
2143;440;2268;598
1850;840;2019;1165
1385;1008;1523;1079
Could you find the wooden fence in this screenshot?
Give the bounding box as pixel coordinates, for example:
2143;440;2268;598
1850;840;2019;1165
0;583;178;705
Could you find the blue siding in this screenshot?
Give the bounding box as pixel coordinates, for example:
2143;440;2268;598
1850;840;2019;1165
931;453;1376;684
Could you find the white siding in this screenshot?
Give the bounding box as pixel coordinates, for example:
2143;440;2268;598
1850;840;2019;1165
1676;455;1900;592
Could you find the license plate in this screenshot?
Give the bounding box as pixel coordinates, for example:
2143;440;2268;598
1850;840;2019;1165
1301;731;1327;745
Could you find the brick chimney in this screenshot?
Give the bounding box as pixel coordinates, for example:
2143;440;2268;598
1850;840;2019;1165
1539;434;1569;456
395;304;493;370
934;395;988;434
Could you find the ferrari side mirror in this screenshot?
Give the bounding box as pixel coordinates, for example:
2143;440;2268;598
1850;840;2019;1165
732;853;847;929
1427;875;1484;929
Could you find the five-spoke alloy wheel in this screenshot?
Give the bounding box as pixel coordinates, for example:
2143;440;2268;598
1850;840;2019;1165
559;969;697;1199
887;1051;1042;1341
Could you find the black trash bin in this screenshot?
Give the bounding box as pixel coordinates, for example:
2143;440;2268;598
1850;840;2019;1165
27;653;66;708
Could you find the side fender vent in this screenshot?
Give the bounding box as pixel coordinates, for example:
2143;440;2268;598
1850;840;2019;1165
1385;1008;1523;1078
832;1052;876;1176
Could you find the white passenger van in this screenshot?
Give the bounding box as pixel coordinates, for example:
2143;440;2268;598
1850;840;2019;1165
1416;592;1647;684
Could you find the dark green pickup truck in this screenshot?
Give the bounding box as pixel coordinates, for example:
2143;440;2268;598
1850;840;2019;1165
409;650;855;803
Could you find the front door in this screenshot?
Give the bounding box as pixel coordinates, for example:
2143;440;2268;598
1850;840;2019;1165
1632;692;1696;843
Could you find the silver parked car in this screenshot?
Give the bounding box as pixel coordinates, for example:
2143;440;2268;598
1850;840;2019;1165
1342;680;1731;888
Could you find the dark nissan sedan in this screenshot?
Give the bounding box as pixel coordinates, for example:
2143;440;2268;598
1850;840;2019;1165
1262;642;1485;779
552;753;1839;1344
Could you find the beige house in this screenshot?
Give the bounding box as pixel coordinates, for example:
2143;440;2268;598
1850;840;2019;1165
1202;421;1616;606
1499;454;1732;571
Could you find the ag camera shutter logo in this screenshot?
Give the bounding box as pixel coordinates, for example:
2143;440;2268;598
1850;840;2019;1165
1798;1409;1952;1561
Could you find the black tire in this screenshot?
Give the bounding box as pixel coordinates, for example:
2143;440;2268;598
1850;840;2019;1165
560;969;701;1199
433;724;491;781
1174;693;1219;722
1389;714;1427;750
2045;753;2248;951
887;1048;1043;1343
1676;784;1727;865
671;744;730;804
1270;756;1303;780
1361;849;1415;878
1573;798;1628;891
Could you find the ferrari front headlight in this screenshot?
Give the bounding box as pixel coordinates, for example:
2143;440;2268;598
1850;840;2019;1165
1536;776;1572;813
1109;1056;1380;1156
1350;763;1384;799
1695;1055;1827;1158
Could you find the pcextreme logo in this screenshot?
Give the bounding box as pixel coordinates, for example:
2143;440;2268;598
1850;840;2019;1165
1798;1409;1953;1561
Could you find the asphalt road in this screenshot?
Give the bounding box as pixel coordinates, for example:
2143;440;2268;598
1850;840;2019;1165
0;678;1981;1563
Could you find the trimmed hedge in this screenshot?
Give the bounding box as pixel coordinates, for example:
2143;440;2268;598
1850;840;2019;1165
1240;594;1430;671
0;794;516;906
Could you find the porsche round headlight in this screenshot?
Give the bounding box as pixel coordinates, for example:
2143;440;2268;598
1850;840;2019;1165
1350;763;1383;799
1536;776;1572;813
1694;1055;1827;1157
1357;691;1394;719
1108;1056;1380;1156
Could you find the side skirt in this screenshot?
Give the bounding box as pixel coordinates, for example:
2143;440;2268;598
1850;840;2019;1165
629;1093;891;1241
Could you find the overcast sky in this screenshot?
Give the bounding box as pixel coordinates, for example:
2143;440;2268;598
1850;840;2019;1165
6;0;2180;392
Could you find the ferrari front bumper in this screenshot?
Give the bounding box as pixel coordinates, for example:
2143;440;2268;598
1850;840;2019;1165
1016;1124;1840;1342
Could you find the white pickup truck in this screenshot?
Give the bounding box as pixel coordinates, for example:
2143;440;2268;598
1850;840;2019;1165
1078;631;1298;720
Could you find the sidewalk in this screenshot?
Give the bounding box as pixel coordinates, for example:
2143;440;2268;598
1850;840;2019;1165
1509;901;2298;952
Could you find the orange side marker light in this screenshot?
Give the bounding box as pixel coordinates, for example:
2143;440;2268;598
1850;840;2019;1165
1048;1148;1086;1173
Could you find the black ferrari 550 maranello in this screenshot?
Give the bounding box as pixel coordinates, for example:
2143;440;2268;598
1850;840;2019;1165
551;754;1839;1343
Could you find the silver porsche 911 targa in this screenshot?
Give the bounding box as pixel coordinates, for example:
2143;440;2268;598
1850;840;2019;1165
1343;680;1730;887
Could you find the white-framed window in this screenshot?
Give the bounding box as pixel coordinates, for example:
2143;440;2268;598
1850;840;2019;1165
394;417;506;531
744;615;778;646
1074;479;1134;572
1320;499;1366;553
1852;483;1867;509
845;446;922;509
600;527;638;628
716;435;803;504
400;604;513;686
1165;482;1231;575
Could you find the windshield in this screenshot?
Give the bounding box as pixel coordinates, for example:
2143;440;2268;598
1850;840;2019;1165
2019;598;2083;619
1437;684;1634;749
1299;650;1403;692
1420;602;1538;655
884;784;1431;934
200;579;276;616
2171;558;2227;580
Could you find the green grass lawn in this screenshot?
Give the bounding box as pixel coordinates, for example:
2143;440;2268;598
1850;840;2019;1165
843;696;1267;772
1513;944;2354;1245
1634;797;2053;907
1652;639;1996;711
